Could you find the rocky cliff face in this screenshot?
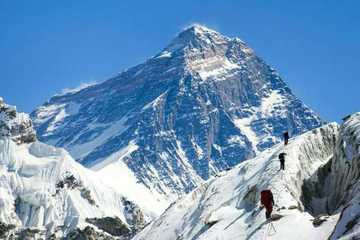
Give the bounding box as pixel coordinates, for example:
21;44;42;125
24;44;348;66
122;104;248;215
31;25;322;198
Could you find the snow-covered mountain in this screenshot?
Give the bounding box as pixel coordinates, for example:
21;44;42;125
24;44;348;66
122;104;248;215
31;24;322;200
0;98;150;239
133;113;360;240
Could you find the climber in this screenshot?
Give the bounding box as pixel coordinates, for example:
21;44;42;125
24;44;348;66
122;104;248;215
260;190;274;220
283;131;289;145
278;152;286;170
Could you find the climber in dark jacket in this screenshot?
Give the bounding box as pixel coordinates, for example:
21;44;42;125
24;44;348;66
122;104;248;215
261;190;275;220
279;152;287;170
283;131;289;145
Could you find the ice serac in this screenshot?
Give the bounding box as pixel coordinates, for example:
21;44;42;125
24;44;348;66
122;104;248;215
0;98;150;239
328;113;360;239
31;24;322;199
302;113;360;239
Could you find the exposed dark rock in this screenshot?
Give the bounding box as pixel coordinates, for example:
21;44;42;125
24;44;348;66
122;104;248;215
64;226;116;240
80;188;96;206
312;216;327;227
0;222;16;239
17;228;43;240
121;198;145;232
86;217;130;237
56;174;81;190
55;173;96;206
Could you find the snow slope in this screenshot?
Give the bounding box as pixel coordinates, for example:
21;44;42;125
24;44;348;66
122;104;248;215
31;24;322;201
134;123;339;240
0;99;150;239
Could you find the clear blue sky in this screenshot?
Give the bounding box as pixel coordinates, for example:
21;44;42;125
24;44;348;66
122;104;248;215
1;0;359;122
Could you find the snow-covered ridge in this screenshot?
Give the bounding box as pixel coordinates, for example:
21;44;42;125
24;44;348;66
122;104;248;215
134;123;339;240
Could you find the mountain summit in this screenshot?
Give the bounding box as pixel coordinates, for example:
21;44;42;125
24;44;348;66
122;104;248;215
162;24;230;52
31;25;322;200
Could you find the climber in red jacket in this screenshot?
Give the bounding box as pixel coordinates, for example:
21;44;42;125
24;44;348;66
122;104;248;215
261;190;275;220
